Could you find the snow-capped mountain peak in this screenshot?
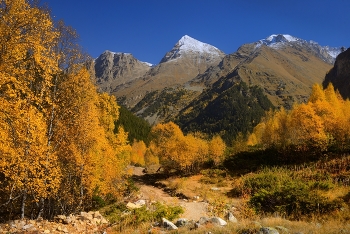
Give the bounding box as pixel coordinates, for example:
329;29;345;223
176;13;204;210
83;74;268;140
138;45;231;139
176;35;221;55
160;35;224;63
256;34;342;63
258;34;300;48
265;34;298;43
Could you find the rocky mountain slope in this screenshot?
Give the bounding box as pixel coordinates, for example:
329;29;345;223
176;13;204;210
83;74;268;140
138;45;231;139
189;34;340;109
116;35;225;109
90;51;152;94
91;34;341;132
323;48;350;99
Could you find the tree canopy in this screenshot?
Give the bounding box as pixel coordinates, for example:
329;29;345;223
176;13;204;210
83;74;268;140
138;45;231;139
0;0;131;220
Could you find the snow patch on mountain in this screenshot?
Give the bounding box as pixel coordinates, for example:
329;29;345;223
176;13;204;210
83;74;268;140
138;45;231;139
141;61;153;67
103;50;131;56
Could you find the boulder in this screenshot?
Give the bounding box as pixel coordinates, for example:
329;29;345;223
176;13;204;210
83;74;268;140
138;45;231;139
227;212;238;223
175;218;188;227
210;217;227;226
259;227;280;234
134;199;146;206
198;216;210;224
162;218;178;230
126;202;142;209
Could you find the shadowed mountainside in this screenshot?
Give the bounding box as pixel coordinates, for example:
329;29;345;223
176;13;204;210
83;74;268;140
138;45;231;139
323;48;350;99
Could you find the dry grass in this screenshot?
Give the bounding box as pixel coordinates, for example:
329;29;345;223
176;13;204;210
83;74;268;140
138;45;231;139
107;218;350;234
107;155;350;233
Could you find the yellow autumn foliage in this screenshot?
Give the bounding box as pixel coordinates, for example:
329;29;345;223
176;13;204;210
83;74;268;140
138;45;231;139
131;140;147;166
209;135;226;166
248;83;350;153
150;122;226;173
0;0;131;219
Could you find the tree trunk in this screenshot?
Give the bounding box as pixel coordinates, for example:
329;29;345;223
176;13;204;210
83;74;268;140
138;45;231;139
36;198;44;219
21;190;27;219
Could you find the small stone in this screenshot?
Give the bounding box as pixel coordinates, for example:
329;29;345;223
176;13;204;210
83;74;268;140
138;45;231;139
79;211;93;221
93;211;103;219
126;202;142;209
63;217;72;224
194;222;202;229
22;223;34;230
29;220;36;224
16;220;26;229
92;218;100;225
134;199;146;206
57;215;66;220
44;230;50;233
80;211;87;216
101;217;108;224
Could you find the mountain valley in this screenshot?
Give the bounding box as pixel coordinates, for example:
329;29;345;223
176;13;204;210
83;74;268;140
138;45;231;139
90;34;342;140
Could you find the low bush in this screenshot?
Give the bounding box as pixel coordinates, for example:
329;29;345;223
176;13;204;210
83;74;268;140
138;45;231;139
200;169;228;185
102;201;183;227
249;181;343;218
231;167;344;218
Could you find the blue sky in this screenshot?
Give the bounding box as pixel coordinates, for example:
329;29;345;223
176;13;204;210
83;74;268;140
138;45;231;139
43;0;350;65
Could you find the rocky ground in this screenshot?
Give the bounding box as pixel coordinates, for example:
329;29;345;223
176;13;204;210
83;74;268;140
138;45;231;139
2;167;328;233
0;211;108;233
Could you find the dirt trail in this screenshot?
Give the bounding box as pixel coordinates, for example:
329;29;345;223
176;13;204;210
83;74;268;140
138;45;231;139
130;166;209;221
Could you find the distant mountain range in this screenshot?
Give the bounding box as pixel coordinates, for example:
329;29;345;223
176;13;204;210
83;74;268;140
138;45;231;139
88;34;343;141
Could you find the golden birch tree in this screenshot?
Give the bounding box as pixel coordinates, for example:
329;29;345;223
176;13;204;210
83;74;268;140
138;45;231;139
209;135;226;166
0;0;61;218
